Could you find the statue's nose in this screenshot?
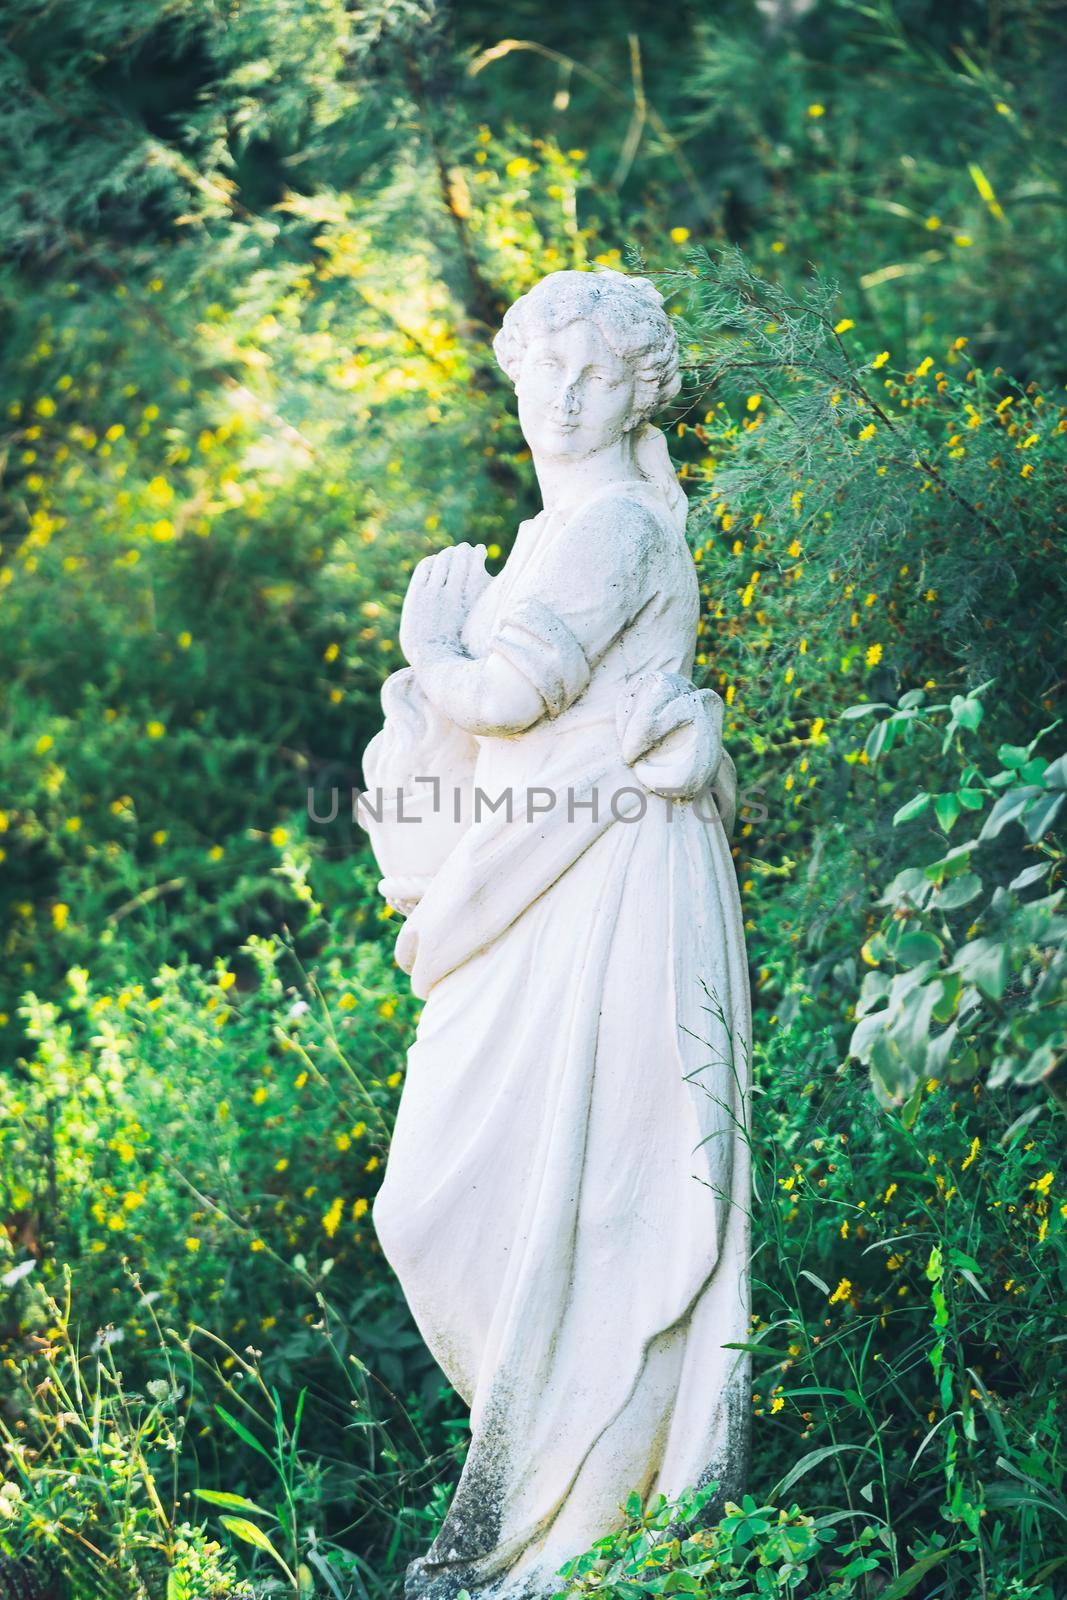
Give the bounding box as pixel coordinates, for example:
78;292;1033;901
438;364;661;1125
554;383;580;419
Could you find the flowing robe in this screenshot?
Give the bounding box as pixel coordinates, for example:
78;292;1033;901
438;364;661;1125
372;482;751;1600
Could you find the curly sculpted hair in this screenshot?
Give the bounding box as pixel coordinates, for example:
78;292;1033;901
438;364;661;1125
493;269;681;427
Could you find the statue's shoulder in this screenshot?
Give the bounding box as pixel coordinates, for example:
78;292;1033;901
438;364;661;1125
564;484;677;564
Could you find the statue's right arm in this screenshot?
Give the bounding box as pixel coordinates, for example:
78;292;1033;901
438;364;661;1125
400;541;548;737
409;643;546;738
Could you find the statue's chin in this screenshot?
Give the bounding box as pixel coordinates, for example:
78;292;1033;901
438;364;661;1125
524;419;593;457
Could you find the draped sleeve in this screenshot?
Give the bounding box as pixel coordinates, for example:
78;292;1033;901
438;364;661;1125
486;494;664;717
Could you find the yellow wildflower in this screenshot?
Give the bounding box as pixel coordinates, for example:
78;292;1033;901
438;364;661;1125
829;1278;852;1305
322;1196;344;1238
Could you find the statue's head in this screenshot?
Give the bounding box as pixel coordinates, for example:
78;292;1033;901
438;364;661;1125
493;269;681;463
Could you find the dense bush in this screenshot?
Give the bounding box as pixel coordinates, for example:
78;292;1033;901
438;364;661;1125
1;1;1064;1597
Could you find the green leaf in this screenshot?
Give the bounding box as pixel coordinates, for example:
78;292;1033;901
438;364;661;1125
215;1405;272;1462
195;1488;270;1516
1009;861;1050;892
998;743;1029;769
840;702;891;720
893;792;931;826
979;785;1042;841
950;694;983;731
930;872;982;911
934;793;961;833
878;1546;964;1599
1023;791;1064;843
930;972;961;1022
894;930;942;965
1044;753;1067;790
956;787;985;810
865;719;890;762
220;1516;283;1557
953;938;1009;1001
798;1269;829;1294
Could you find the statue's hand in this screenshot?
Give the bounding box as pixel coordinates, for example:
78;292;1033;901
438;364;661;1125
400;543;491;665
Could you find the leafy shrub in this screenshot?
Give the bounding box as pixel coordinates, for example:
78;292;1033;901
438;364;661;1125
848;688;1065;1107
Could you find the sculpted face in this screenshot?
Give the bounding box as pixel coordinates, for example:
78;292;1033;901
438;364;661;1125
516;320;637;460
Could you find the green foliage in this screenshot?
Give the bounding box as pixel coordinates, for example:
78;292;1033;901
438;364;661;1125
555;1484;892;1597
848;689;1065;1106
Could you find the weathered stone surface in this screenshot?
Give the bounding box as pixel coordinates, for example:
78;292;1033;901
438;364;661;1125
358;270;752;1600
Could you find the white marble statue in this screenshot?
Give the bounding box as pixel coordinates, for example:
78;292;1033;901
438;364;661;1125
359;270;751;1600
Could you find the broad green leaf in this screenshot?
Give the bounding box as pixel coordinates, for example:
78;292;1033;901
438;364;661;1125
865;719;889;762
1044;753;1067;790
894;930;942;965
979;785;1042;841
1010;861;1051;892
950;694;983;731
930;872;982;911
1023;791;1064;843
931;973;961;1022
934;792;960;833
849;1010;886;1064
879;866;929;905
925;1021;958;1077
953;937;1009;1001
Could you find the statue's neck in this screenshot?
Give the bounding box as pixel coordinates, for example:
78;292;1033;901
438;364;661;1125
533;432;639;518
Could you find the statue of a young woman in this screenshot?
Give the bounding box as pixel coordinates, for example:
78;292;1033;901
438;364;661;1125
360;270;751;1600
